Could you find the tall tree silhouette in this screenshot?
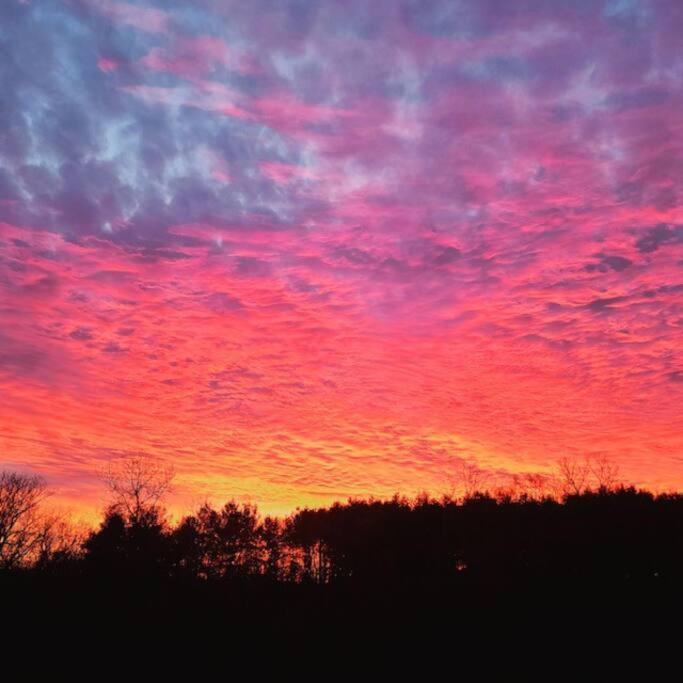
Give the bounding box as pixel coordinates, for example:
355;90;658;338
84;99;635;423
0;471;50;569
175;502;261;580
85;455;174;579
104;455;174;526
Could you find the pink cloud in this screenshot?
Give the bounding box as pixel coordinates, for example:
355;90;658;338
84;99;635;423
97;56;119;73
89;0;169;34
3;0;683;519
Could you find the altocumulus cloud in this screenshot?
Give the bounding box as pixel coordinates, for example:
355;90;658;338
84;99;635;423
0;0;682;516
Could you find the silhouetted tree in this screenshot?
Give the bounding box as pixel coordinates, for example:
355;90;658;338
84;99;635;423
0;471;50;569
34;513;86;571
260;516;283;580
83;507;128;576
284;508;333;583
175;501;261;580
84;503;170;579
170;513;203;579
556;456;592;496
589;454;621;490
448;460;491;500
556;455;621;497
104;454;174;527
84;455;174;579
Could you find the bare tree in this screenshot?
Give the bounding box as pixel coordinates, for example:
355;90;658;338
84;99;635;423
589;454;620;490
555;455;620;496
0;471;50;569
104;455;174;524
35;513;88;566
448;460;491;500
556;457;592;496
516;472;553;500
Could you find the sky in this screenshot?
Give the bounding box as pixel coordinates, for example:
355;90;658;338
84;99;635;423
1;0;682;519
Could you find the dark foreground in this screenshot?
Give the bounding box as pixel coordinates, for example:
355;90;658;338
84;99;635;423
3;570;680;671
4;486;683;661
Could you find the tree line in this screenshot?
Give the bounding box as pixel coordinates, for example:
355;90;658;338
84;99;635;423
2;454;683;592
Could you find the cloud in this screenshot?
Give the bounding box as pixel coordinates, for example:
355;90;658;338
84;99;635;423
204;291;245;313
585;254;633;272
2;0;683;517
635;224;683;253
70;327;94;341
433;246;461;266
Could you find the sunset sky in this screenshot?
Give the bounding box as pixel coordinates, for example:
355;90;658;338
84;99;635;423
1;0;682;519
